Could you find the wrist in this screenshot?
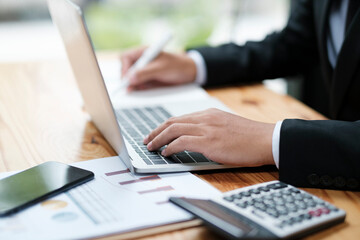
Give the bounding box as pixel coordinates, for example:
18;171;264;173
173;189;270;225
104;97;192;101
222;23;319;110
258;123;276;166
186;50;207;85
182;54;197;84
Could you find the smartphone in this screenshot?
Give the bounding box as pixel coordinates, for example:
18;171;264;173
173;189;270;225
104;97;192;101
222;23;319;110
0;161;94;216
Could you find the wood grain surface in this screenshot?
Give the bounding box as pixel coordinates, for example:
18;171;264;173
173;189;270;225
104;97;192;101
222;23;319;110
0;59;359;240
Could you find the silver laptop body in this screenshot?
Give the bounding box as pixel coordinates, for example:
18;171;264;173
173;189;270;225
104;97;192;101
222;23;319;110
48;0;237;173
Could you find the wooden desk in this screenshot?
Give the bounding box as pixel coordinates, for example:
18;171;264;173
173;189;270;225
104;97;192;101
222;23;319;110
0;59;359;240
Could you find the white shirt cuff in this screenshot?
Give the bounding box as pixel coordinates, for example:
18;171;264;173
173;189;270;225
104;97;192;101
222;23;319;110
187;50;207;86
272;121;283;169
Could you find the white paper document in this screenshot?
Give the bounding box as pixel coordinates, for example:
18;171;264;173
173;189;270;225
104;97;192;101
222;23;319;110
0;157;221;240
98;59;210;109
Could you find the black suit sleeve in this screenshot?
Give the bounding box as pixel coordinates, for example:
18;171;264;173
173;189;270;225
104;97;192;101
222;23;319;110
279;119;360;191
195;0;317;87
194;0;360;191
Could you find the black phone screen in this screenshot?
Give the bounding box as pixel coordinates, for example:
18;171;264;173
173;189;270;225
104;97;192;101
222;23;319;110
0;161;94;216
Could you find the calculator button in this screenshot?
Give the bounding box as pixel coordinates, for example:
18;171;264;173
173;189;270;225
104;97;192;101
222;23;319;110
272;192;282;198
294;194;304;201
236;201;249;208
285;203;298;212
223;196;234;202
292;216;303;223
280;189;292;196
274;197;285;205
314;198;326;205
275;205;286;211
267;182;288;189
300;213;312;220
248;199;256;206
305;200;317;208
278;209;288;215
266;208;279;218
321;207;331;214
263;195;273;200
241;191;251;197
249;189;261;194
275;206;288;215
254;203;267;211
266;204;277;210
315;209;323;215
258;186;270;192
327;205;339;212
231;193;242;200
284;196;295;203
309;209;322;217
295;201;307;210
263;199;275;206
289;188;301;194
301;193;313;199
282;219;293;226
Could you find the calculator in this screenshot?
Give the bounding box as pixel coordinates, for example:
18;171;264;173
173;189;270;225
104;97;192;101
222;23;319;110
170;181;346;239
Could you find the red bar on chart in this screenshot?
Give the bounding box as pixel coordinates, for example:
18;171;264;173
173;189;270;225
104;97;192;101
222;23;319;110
105;169;130;176
119;175;161;185
138;185;174;194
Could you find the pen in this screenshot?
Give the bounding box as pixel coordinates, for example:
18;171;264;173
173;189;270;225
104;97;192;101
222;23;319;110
119;32;173;89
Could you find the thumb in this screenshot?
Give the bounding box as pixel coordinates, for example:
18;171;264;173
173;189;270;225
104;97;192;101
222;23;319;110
129;63;162;86
120;47;147;76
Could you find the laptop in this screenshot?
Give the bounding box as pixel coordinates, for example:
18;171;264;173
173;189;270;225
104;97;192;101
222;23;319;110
48;0;237;173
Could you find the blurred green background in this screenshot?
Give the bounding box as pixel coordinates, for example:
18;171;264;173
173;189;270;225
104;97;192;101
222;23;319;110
84;0;220;51
0;0;292;97
0;0;289;62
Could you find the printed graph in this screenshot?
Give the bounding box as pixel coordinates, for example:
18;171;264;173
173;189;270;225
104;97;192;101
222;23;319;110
105;169;130;176
102;167;180;207
137;186;174;194
119;175;161;185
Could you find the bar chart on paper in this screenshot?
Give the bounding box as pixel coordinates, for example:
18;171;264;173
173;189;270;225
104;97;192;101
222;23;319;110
138;186;174;195
118;175;161;185
0;157;221;239
102;167;192;205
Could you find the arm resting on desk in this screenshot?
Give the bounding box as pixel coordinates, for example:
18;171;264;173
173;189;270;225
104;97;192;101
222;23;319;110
279;119;360;191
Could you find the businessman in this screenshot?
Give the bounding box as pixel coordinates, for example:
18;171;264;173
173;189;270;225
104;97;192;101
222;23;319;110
120;0;360;191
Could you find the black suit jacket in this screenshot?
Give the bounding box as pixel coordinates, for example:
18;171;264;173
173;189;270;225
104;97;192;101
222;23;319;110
195;0;360;191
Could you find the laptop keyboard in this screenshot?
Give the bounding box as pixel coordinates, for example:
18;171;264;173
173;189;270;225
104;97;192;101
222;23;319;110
116;106;212;165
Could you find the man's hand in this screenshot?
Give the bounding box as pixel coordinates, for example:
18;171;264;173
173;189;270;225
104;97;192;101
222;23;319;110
143;108;275;167
120;47;197;92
